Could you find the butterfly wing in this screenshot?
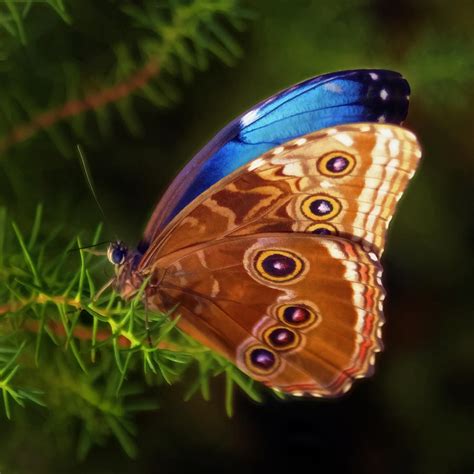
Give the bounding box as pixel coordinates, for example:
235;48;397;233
140;123;421;268
144;69;410;239
149;233;384;396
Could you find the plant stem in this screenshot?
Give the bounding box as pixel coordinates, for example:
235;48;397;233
0;59;159;153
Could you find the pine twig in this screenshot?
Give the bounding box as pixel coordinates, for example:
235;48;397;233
0;59;159;153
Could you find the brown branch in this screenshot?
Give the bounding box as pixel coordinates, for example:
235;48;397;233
23;320;181;351
0;295;81;315
0;59;160;153
1;296;182;352
24;320;133;348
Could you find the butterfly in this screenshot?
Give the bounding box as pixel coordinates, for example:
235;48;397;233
107;69;421;397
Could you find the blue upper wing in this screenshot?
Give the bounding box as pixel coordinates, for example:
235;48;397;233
143;69;410;243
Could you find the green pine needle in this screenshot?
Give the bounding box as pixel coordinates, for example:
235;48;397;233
0;205;257;455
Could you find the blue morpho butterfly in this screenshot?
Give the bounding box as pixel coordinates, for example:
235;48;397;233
107;69;420;397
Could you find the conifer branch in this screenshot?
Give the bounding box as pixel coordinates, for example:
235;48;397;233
0;60;160;153
0;204;261;451
0;0;251;155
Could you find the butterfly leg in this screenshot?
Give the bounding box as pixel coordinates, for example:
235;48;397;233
93;277;114;302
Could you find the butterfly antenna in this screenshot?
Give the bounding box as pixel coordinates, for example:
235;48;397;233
67;241;111;255
76;144;115;237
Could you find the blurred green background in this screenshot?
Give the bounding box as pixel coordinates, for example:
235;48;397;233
0;1;473;473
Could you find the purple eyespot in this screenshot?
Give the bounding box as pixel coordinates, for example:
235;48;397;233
326;156;349;173
310;199;333;216
312;227;332;235
268;328;296;348
250;348;276;370
283;306;311;325
262;253;296;277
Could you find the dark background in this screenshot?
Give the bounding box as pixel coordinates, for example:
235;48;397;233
0;1;473;473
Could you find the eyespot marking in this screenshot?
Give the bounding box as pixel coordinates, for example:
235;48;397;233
254;249;304;282
245;346;279;375
302;194;341;221
263;326;300;351
277;304;319;329
317;151;356;177
306;222;338;236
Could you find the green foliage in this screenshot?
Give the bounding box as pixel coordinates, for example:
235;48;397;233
0;0;473;472
0;2;257;455
0;0;252;156
0;204;259;456
0;0;69;46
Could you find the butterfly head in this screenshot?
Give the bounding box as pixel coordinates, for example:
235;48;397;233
107;241;128;266
107;241;148;301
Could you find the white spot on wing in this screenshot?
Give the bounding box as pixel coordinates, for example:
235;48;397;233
211;280;220;297
354;311;366;333
380;89;389;100
272;146;284;155
197;250;207;268
294;137;307;146
388;139;400;157
320;240;346;260
240;108;260;126
388;158;400;168
369;72;379;80
341;384;352;394
324;83;343;93
248;157;265;171
405;130;418;142
378;115;386;123
379;127;394;138
368;252;378;262
282;162;304;176
334;133;354;147
320;180;334;189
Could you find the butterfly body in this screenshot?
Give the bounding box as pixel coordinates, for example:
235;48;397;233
110;70;421;397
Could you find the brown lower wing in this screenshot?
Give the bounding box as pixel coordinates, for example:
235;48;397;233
148;233;384;397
